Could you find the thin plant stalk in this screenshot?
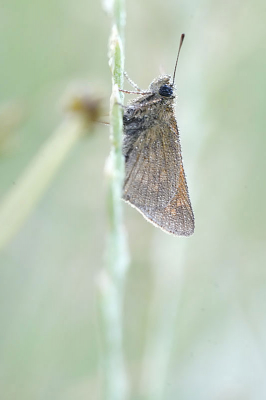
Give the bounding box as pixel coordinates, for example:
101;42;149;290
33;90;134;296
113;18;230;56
98;0;129;399
0;116;86;252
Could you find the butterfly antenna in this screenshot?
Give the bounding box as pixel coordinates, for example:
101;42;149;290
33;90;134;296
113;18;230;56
172;33;185;85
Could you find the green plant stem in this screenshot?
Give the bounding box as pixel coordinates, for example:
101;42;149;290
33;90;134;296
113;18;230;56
99;0;129;399
0;116;86;252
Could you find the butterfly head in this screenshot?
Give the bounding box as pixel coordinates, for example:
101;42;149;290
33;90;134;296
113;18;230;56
149;75;175;99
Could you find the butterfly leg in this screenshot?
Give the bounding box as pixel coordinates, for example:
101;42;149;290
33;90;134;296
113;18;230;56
131;98;163;108
115;100;127;109
124;71;142;91
119;88;151;95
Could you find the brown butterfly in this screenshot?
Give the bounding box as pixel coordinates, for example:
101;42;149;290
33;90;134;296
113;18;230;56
120;34;194;236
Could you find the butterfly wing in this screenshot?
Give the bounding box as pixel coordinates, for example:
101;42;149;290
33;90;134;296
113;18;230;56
123;122;181;210
123;113;194;236
139;162;194;236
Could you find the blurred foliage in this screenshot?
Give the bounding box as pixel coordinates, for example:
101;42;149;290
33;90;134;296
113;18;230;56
0;0;266;399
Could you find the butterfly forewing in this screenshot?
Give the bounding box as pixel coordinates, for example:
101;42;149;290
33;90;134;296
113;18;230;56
123;123;181;210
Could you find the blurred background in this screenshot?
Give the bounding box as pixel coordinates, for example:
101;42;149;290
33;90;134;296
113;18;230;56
1;0;266;399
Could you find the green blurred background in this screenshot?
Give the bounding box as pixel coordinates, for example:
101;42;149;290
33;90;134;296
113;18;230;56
1;0;266;399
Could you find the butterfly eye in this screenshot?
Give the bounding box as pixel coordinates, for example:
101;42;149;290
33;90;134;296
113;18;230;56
159;85;173;97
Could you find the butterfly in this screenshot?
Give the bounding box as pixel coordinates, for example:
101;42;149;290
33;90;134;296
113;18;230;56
120;34;194;236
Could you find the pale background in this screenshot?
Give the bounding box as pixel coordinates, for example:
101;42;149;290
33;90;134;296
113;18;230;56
0;0;266;399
